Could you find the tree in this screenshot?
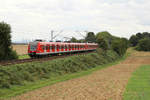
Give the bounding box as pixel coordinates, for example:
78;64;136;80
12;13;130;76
129;32;150;47
136;32;142;39
121;37;129;49
96;31;113;49
111;38;128;56
70;37;78;43
85;32;96;43
136;38;150;51
129;35;139;46
0;22;18;60
96;37;108;50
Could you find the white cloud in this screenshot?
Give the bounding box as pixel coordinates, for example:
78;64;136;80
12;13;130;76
0;0;150;42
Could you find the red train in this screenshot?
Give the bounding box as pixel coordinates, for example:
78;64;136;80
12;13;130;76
28;40;98;57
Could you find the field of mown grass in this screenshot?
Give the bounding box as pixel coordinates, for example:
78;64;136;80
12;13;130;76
12;45;30;59
12;45;28;55
0;49;122;99
123;65;150;100
8;48;134;100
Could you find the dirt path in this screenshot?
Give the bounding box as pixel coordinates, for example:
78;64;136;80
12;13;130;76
11;51;150;100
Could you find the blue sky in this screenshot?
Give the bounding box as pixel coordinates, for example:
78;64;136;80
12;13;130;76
0;0;150;42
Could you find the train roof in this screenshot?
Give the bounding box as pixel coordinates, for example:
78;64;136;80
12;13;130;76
29;41;98;45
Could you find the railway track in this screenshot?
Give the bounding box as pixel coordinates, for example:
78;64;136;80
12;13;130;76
0;52;93;66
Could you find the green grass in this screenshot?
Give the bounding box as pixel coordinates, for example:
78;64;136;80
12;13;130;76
18;54;30;59
123;65;150;100
0;52;129;99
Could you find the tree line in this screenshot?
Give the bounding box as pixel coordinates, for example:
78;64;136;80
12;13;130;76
0;21;149;61
129;32;150;51
70;31;128;56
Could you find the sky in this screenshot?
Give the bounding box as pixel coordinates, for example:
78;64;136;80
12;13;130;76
0;0;150;42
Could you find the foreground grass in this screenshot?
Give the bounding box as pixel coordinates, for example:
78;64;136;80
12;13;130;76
0;52;130;100
18;54;30;59
123;65;150;100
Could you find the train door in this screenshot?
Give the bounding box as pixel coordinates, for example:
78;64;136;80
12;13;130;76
49;44;51;53
65;44;67;51
75;44;77;51
52;44;55;52
56;44;59;52
85;44;88;50
68;44;71;51
46;44;50;53
78;44;80;51
72;44;74;51
61;44;64;52
44;45;46;53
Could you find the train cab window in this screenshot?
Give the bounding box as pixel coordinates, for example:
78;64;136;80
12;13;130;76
40;45;43;50
40;45;45;50
30;45;37;51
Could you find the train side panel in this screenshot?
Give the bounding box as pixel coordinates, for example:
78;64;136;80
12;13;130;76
28;42;98;57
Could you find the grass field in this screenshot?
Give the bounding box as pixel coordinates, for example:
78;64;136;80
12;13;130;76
12;45;30;59
0;55;127;99
18;54;30;59
123;65;150;100
0;50;128;99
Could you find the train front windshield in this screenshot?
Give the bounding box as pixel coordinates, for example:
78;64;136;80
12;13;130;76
30;44;37;51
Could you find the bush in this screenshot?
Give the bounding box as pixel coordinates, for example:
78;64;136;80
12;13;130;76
96;37;108;50
0;50;119;88
111;38;128;56
135;38;150;51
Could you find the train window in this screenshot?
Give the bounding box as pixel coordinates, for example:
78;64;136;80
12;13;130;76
75;45;77;48
61;45;64;49
65;45;67;49
69;45;71;49
52;45;55;49
46;46;49;50
57;45;60;50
